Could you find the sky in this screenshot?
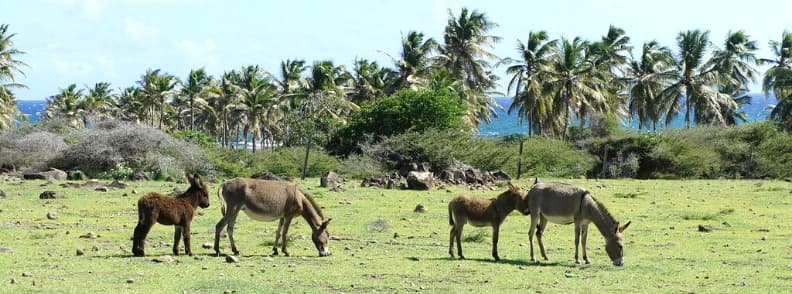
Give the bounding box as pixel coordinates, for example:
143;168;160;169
2;0;792;100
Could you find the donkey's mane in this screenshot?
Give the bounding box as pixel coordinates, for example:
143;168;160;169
302;190;324;218
588;192;617;224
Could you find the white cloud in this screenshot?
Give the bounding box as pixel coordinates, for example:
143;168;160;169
175;39;218;68
51;58;94;76
124;17;160;41
47;0;108;18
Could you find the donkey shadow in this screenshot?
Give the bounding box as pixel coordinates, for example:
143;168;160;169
423;256;570;267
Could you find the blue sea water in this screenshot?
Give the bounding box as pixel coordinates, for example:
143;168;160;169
15;94;778;136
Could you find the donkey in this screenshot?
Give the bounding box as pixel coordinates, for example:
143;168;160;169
132;174;210;257
523;182;631;266
214;178;332;257
448;182;527;261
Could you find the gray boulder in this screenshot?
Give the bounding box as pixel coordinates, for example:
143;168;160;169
406;171;433;190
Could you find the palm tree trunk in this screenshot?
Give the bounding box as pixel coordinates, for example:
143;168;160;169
301;132;313;180
189;96;194;131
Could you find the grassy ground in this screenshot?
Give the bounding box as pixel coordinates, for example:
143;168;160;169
1;176;791;293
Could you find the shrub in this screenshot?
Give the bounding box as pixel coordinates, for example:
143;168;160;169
336;154;384;179
330;88;466;154
50;120;214;179
205;145;341;178
0;130;67;171
756;131;792;178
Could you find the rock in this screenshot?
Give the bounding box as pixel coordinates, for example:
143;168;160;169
202;242;213;249
698;224;715;232
107;180;127;189
76;248;85;256
251;172;287;181
361;173;402;189
0;189;5;198
320;171;343;188
406;171;433;190
126;279;135;284
40;168;68;181
152;255;177;263
225;255;240;263
39;191;58;199
0;246;11;253
60;182;82;188
79;232;97;239
82;180;105;189
330;185;346;192
46;212;59;220
130;171;149;181
67;170;87;181
21;272;31;277
95;187;109;192
92;245;100;252
10;277;16;284
132;189;138;194
413;204;427;213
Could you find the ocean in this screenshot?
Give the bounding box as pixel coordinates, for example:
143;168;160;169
15;94;777;136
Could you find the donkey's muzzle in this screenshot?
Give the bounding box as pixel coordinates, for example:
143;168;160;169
613;258;624;266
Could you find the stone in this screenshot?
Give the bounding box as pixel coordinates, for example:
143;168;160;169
0;189;5;198
413;204;427;213
107;180;127;189
251;171;287;181
202;242;213;249
406;171;433;190
39;168;68;181
46;212;59;220
225;255;240;263
95;187;109;192
130;171;149;181
76;248;85;256
152;255;177;263
698;224;715;232
67;170;88;181
39;191;58;199
126;279;135;284
320;171;343;188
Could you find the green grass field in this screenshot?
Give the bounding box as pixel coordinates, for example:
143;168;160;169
1;177;791;293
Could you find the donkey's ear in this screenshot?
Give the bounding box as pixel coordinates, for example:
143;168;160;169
508;181;518;192
319;218;333;231
193;174;203;185
619;220;632;233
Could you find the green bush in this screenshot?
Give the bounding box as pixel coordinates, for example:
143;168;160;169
330;88;466;154
756;131;792;178
204;145;340;178
518;137;598;178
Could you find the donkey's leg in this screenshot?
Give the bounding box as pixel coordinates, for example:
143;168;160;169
455;224;465;259
448;226;456;258
573;223;581;264
214;214;230;257
226;209;241;256
132;221;154;257
537;217;549;260
182;223;193;256
280;217;293;257
491;224;501;261
528;215;539;262
273;218;284;256
173;226;183;256
581;224;590;264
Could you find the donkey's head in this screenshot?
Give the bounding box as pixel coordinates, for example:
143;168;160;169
312;218;333;257
505;182;529;215
187;174;210;209
605;221;631;266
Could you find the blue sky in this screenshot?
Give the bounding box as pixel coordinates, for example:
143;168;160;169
3;0;791;100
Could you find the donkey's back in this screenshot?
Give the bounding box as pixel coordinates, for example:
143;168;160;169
527;182;588;219
220;178;301;219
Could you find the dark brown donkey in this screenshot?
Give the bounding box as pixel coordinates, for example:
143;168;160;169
448;182;527;261
523;182;631;266
214;178;332;257
132;174;210;257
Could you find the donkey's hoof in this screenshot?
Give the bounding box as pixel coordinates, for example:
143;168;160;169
459;255;465;260
493;256;500;262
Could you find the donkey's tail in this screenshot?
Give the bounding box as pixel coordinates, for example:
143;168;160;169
448;203;454;226
217;183;227;216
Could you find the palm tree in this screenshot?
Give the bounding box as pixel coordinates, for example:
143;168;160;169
623;41;675;130
438;8;502;128
709;30;760;92
762;31;792;130
0;24;28;130
116;86;145;123
180;68;214;131
660;30;735;128
543;37;607;139
273;59;308;105
389;31;438;92
137;68;179;130
43;84;84;127
349;58;395;105
502;30;557;136
589;26;632;125
81;82;115;127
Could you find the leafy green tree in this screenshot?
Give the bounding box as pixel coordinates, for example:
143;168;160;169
389;31;438;92
43;84;85;127
331;88;466;155
661;30;735;128
438;8;501;128
762;31;792;130
544;37;607;139
81;82;115;127
137;68;179;129
623;41;675;130
503;30;557;136
0;24;28;129
349;58;395;105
